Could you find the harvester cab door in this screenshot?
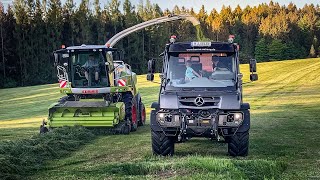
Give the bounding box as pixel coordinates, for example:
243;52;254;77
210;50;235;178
54;52;70;83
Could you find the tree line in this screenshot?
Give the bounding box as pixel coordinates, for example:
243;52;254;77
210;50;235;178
0;0;319;88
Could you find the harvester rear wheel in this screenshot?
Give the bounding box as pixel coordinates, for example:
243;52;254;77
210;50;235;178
131;103;138;131
123;93;137;132
138;102;146;126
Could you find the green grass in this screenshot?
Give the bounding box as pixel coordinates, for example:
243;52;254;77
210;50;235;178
1;58;320;179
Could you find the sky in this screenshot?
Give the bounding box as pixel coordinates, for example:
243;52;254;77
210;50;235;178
1;0;319;12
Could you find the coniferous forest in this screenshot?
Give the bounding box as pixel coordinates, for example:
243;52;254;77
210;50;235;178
0;0;319;88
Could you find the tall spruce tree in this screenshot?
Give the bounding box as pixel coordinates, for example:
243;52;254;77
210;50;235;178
255;38;269;62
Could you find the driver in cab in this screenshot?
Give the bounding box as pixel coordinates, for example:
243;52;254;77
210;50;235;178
185;60;201;81
82;54;100;84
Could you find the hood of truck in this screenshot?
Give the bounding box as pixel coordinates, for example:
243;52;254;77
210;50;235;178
159;91;241;110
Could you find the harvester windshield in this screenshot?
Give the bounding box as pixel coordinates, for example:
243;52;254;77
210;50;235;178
166;52;236;88
54;47;115;88
70;51;109;87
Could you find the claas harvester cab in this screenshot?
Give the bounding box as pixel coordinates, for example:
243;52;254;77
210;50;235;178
40;44;146;134
147;36;258;156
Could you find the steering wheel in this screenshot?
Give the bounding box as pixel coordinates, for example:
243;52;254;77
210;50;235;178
216;67;231;71
75;65;86;77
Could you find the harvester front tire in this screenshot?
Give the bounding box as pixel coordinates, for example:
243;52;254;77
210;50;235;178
122;121;131;135
151;130;174;156
228;130;249;157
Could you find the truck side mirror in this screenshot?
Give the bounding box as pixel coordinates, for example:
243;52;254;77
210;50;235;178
249;59;258;81
147;59;156;81
250;74;258;81
148;59;156;73
249;59;257;72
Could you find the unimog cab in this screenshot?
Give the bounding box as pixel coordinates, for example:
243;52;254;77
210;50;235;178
40;44;146;134
147;36;258;156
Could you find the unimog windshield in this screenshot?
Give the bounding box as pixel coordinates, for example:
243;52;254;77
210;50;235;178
166;52;236;88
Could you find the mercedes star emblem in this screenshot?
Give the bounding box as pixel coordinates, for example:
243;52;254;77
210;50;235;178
194;97;205;106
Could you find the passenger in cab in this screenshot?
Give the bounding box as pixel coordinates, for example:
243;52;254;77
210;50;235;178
185;60;201;81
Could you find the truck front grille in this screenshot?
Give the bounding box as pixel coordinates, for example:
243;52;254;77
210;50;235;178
179;96;220;107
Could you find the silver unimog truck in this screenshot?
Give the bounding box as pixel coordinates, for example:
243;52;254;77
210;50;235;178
147;36;258;156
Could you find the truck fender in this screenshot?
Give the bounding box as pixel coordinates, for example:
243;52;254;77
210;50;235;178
151;102;159;109
150;110;162;131
237;109;250;133
241;103;250;110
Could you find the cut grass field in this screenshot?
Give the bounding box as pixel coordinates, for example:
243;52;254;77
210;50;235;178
1;58;320;179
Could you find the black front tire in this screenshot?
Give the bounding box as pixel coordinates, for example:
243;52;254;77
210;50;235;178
122;121;131;135
151;130;174;156
228;131;249;157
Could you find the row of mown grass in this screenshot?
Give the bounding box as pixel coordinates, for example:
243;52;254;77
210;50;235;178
0;127;96;179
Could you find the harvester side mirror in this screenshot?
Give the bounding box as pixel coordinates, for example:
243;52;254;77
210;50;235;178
53;53;58;67
249;59;257;73
250;74;258;81
54;53;58;63
159;73;164;79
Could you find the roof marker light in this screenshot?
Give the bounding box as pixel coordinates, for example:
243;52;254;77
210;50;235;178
228;35;235;43
170;35;176;43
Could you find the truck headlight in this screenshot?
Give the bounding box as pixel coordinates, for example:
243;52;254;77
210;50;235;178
234;113;243;121
158;113;165;119
219;112;244;127
157;113;166;124
156;113;180;127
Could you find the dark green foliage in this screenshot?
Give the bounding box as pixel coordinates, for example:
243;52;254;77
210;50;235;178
255;38;269;62
0;127;96;180
268;39;287;61
0;1;319;88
